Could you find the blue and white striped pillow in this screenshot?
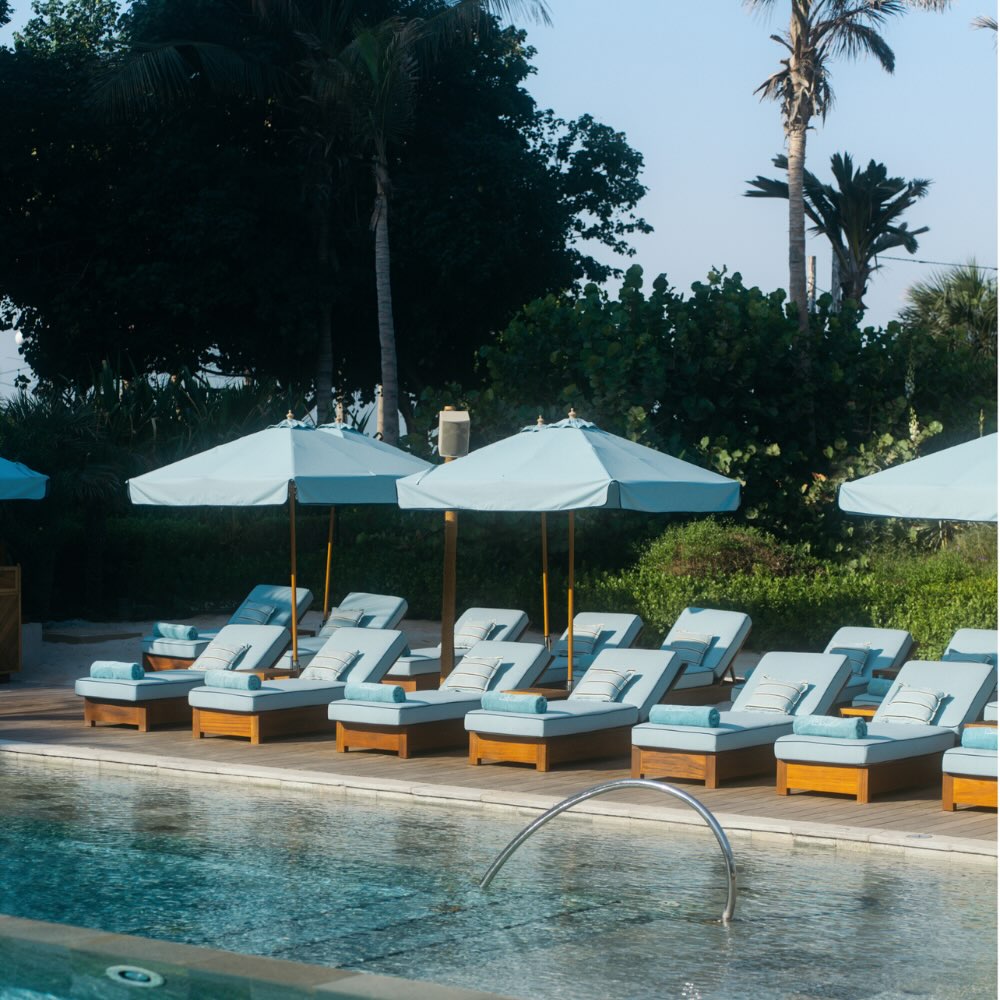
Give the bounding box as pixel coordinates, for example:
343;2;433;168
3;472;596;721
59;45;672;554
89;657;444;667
190;642;251;672
300;648;360;682
879;685;943;726
663;630;713;667
231;601;276;626
743;675;808;715
454;620;495;653
830;644;871;676
557;624;603;657
572;667;634;702
318;608;365;638
443;655;502;693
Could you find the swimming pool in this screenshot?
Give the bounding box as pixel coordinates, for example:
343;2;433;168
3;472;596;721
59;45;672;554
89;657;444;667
0;755;995;1000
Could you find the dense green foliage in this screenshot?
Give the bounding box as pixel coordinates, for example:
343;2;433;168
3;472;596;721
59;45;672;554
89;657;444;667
583;520;998;655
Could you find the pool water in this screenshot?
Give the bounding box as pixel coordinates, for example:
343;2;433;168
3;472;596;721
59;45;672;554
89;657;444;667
0;756;995;1000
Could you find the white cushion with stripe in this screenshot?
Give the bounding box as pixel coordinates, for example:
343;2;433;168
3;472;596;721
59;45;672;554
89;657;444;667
454;620;495;653
572;666;634;702
318;608;365;638
190;642;250;672
663;630;712;667
742;675;808;714
879;685;943;725
442;655;502;693
300;649;360;682
557;624;603;657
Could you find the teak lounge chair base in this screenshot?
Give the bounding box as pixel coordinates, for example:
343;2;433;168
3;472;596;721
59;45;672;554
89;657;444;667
335;718;466;758
776;753;943;804
631;744;776;788
942;773;997;811
380;674;439;693
469;726;632;772
192;705;332;745
84;696;191;732
142;653;197;672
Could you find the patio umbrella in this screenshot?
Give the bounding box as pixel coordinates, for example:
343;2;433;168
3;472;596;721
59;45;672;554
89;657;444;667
0;456;48;500
838;433;998;523
396;414;740;685
128;417;430;666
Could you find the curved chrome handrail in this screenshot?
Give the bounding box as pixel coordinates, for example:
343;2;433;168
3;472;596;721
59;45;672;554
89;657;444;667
479;778;737;923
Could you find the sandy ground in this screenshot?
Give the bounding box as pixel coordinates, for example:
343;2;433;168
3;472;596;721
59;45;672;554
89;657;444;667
9;612;759;689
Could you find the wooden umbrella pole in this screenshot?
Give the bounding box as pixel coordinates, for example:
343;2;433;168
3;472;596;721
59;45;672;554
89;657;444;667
541;512;550;649
440;456;458;679
322;506;335;620
567;510;575;690
289;481;299;670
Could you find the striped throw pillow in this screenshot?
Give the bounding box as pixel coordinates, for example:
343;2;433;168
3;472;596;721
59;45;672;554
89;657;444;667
572;666;634;702
879;685;943;726
557;624;603;657
319;608;365;638
442;655;502;693
231;601;277;626
663;630;713;667
743;675;808;715
301;649;361;682
190;642;251;672
947;651;997;668
454;620;495;653
829;644;871;676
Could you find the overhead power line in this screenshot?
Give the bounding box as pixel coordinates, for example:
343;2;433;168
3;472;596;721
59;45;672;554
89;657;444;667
878;255;998;271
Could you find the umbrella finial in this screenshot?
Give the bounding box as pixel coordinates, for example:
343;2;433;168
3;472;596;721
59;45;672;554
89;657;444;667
568;407;577;420
536;414;545;426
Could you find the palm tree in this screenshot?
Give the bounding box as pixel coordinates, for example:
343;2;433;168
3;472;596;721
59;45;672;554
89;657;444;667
744;0;952;331
902;262;997;359
746;152;930;308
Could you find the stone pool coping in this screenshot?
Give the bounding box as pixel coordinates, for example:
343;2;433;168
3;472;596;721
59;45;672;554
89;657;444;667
1;737;995;865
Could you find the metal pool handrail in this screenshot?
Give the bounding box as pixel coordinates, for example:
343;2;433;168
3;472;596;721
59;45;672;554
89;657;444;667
478;778;738;923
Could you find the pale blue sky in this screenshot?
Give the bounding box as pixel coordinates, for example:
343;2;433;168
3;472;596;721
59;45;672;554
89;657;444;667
0;1;996;391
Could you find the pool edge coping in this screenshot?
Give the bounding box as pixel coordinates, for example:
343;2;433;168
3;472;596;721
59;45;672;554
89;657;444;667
1;737;995;864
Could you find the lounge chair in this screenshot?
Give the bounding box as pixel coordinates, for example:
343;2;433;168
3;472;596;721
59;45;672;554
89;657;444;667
774;660;995;803
76;624;291;732
655;607;753;705
381;607;530;692
534;612;644;687
330;639;549;758
631;651;852;787
140;584;313;670
273;591;409;667
189;626;407;745
811;626;913;707
466;647;681;772
942;730;997;811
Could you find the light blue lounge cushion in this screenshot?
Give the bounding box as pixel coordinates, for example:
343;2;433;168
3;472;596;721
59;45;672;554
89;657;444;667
871;661;995;732
664;608;753;690
633;711;794;753
90;661;144;680
961;726;998;751
741;675;808;715
829;644;870;676
556;623;603;657
775;722;956;766
191;679;348;712
824;627;914;703
344;681;406;703
481;691;548;714
230;600;277;626
203;668;261;691
572;666;634;702
793;714;867;740
228;585;313;628
943;745;998;779
539;612;644;685
318;607;365;638
867;677;894;697
943;629;998;669
661;630;712;667
76;669;206;702
335;591;408;629
190;641;250;672
732;653;852;717
467;699;640;739
152;622;199;641
878;684;943;726
648;705;719;728
300;649;360;682
442;654;503;693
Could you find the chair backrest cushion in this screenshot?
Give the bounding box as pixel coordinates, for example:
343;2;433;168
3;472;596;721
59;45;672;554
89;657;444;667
732;652;853;716
823;626;913;680
337;592;408;629
872;660;995;730
661;607;752;680
456;640;549;692
312;627;407;684
943;629;998;668
228;585;313;628
554;613;643;658
191;624;290;672
572;648;680;714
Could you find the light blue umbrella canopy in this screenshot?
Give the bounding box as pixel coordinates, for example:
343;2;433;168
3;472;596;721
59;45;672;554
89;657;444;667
395;417;741;513
129;419;430;507
0;456;48;501
838;433;998;523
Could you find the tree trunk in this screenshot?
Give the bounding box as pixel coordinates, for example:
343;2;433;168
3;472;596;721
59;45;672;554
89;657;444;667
315;212;333;423
372;169;400;445
786;122;809;332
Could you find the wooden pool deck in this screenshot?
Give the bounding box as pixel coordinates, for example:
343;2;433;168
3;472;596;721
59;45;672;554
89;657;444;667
0;683;994;861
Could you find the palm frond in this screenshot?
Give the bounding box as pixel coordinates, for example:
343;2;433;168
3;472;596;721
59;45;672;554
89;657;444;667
823;21;896;70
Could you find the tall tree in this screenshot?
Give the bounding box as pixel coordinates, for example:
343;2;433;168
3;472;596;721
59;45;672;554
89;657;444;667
746;151;930;307
744;0;951;330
